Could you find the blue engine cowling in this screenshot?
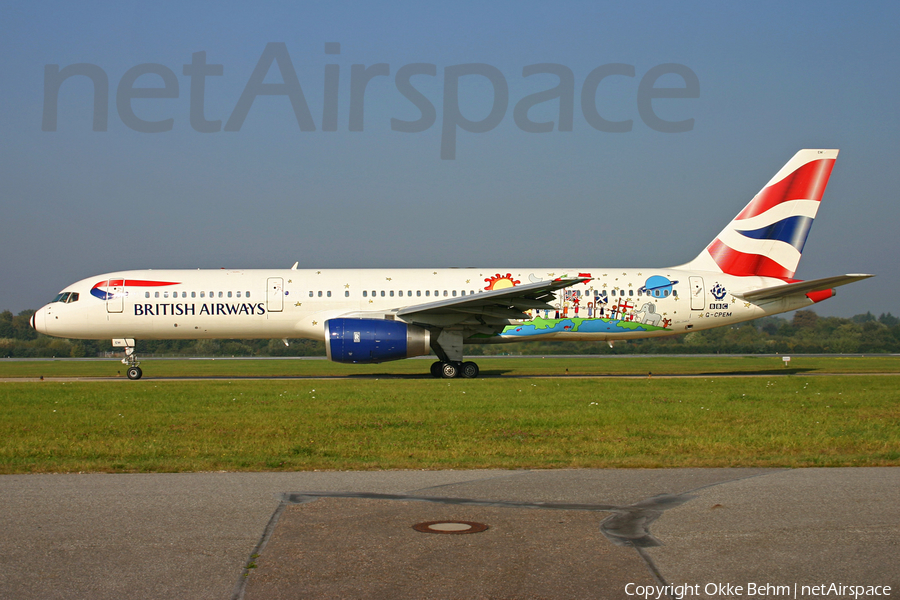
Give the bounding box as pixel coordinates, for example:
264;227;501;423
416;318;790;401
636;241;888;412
324;318;431;364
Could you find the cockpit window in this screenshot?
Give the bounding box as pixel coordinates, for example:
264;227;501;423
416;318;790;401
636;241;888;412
51;291;80;303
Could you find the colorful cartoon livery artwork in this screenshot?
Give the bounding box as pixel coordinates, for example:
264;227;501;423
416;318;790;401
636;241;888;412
471;272;683;341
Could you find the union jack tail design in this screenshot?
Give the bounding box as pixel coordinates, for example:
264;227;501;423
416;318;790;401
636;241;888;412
678;149;838;280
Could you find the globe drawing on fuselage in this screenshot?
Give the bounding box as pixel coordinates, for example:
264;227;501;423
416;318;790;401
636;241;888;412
639;275;678;298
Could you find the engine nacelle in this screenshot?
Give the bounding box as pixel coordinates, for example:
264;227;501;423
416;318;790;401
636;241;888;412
324;318;431;364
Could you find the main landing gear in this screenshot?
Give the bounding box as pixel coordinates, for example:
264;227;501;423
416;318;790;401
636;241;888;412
122;346;142;380
430;361;479;379
428;330;479;378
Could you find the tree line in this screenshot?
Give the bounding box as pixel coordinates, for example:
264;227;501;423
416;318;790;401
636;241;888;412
2;308;898;358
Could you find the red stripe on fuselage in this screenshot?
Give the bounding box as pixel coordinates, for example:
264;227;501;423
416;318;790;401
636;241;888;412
93;279;180;289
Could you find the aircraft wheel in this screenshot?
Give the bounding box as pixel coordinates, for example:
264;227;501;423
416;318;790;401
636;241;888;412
460;361;479;379
126;366;143;380
430;361;443;378
440;362;459;379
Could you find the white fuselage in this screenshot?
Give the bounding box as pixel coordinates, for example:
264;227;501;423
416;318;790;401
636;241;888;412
32;267;815;344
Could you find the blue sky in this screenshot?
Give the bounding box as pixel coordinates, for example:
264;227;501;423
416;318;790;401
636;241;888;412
1;1;897;317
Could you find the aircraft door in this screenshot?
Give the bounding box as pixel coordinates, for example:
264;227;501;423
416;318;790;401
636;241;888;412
689;276;705;310
267;277;284;312
106;280;124;313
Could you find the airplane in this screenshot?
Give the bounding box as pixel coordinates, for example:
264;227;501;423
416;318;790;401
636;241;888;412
31;149;872;380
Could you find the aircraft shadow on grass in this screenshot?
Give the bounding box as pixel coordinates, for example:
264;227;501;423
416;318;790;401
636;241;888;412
150;367;815;380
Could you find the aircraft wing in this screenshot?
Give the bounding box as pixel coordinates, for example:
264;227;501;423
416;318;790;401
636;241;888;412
396;277;588;321
735;274;874;302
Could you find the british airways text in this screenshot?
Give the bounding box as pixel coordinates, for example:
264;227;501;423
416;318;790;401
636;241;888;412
133;303;266;316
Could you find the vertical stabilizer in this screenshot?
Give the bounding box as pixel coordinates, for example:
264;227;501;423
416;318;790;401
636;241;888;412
677;149;838;279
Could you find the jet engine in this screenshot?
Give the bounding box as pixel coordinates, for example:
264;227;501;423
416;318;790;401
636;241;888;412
324;318;431;364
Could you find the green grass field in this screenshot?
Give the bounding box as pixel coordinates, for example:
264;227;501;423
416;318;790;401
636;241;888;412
1;357;898;473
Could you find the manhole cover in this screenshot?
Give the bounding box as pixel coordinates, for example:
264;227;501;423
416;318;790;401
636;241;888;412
412;521;489;534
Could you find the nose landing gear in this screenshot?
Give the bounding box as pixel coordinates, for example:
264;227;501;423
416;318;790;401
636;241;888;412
122;346;142;380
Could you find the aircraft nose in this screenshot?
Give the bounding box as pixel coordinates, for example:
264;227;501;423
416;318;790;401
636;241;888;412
31;308;46;334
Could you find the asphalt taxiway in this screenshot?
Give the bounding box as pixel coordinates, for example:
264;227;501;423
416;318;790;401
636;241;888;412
1;469;896;599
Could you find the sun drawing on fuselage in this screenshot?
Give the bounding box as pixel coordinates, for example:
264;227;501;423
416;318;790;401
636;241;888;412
483;273;521;291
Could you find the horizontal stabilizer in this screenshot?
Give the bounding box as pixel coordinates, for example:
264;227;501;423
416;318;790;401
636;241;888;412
735;274;873;302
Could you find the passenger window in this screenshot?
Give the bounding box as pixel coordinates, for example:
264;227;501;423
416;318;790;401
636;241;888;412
664;290;670;297
363;291;367;297
200;292;205;298
236;291;241;298
381;291;385;297
318;291;322;297
164;292;169;298
425;290;430;297
398;290;403;297
461;291;465;296
407;290;412;296
344;291;349;297
672;290;678;297
309;291;314;297
629;290;633;297
145;292;150;298
155;292;160;298
452;290;457;297
417;291;421;297
227;291;232;298
218;292;223;298
192;292;196;298
443;290;448;297
246;291;250;298
390;291;395;297
327;291;331;297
